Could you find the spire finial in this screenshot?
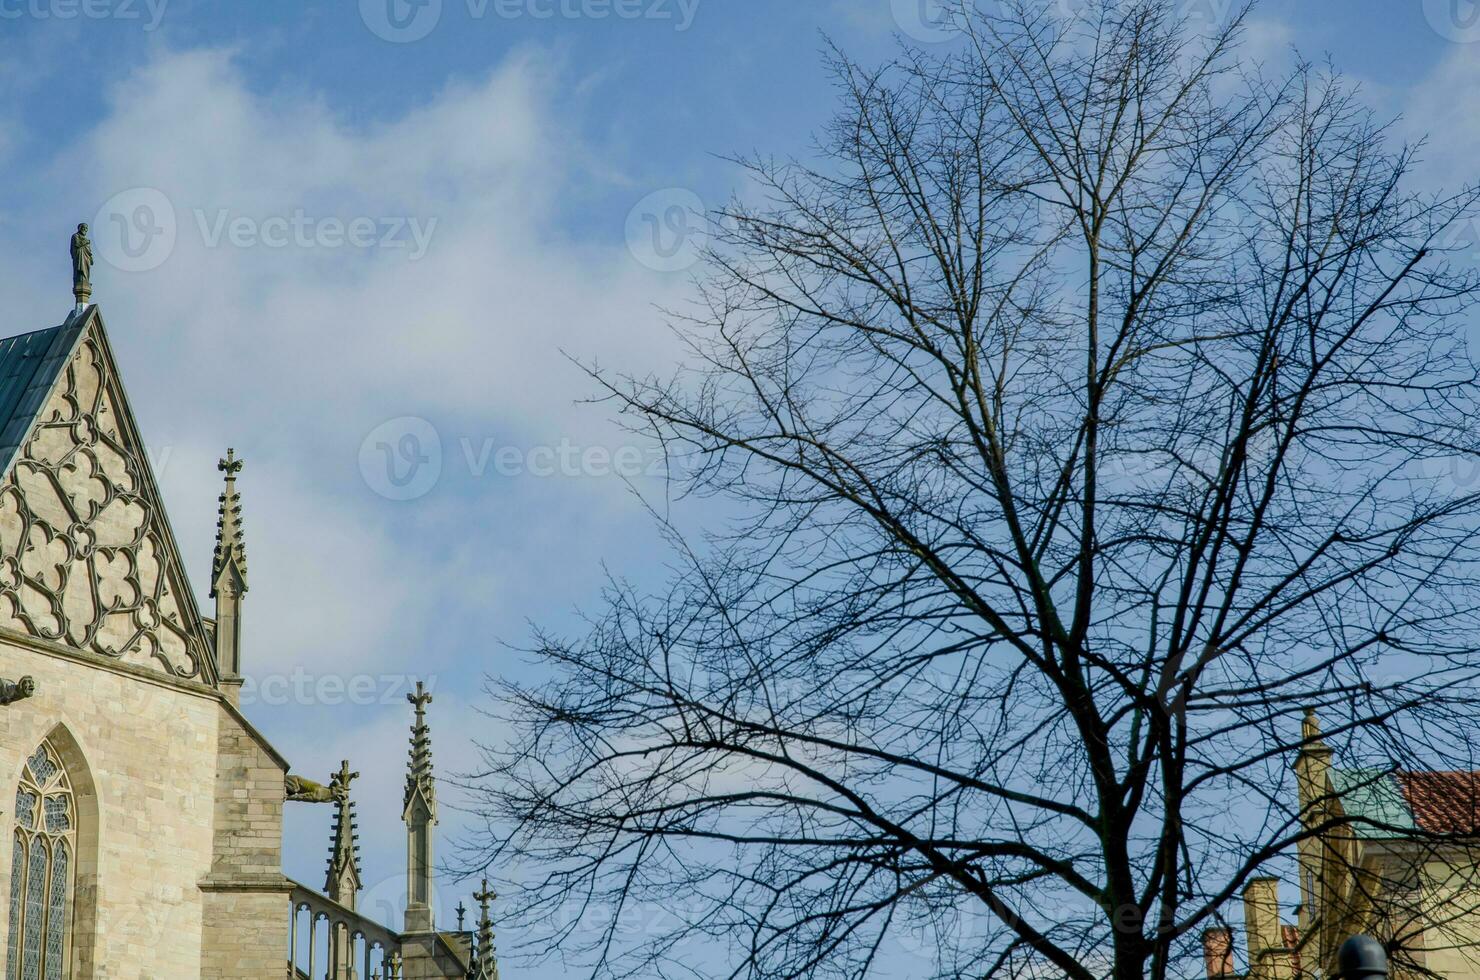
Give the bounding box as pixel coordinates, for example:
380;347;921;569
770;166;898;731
332;759;359;795
402;680;438;933
473;878;500;980
211;449;248;596
211;448;249;685
475;877;496;908
406;680;436;802
456;901;468;931
70;223;92;311
325;759;363;908
1303;706;1322;743
219;447;243;477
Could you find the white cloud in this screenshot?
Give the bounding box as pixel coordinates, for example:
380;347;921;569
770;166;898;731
0;42;693;905
1236;16;1296;72
1401;41;1480;192
74;46;681;432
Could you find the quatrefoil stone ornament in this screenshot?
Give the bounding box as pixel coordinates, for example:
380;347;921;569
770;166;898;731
0;331;205;678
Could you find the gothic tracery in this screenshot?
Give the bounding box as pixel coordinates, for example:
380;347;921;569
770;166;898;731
0;333;205;679
7;741;74;980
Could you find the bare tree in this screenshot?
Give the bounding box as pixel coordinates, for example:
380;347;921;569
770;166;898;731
466;2;1480;977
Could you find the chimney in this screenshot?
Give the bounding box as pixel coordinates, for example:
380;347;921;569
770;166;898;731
1202;927;1234;978
1294;708;1333;826
1282;924;1303;975
1245;878;1283;956
1293;708;1334;931
1244;877;1290;979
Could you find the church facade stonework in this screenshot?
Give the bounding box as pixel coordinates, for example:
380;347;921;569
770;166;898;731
0;293;498;978
0;326;208;679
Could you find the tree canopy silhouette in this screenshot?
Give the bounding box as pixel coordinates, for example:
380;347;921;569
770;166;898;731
471;3;1480;977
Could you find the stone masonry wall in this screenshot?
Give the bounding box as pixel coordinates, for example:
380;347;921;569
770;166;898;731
198;703;290;979
199;891;289;980
0;634;219;980
207;705;285;877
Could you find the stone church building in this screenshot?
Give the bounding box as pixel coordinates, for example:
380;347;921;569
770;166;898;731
0;235;500;978
1201;712;1480;979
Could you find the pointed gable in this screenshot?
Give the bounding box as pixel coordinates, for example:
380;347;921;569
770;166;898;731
0;308;215;683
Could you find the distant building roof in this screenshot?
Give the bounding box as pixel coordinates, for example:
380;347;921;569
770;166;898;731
0;314;86;477
1332;768;1480;837
1395;771;1480;834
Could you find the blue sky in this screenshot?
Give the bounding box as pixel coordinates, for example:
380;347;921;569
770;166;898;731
1;0;1478;975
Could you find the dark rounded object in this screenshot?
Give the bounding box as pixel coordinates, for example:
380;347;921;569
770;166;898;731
1337;935;1388;979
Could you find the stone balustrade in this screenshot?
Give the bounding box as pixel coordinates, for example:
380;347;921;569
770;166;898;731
288;879;403;980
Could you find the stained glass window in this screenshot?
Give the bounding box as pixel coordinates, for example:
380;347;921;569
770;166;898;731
5;836;20;980
9;801;30;837
23;752;53;789
42;847;64;980
22;839;44;980
38;805;64;838
6;741;74;980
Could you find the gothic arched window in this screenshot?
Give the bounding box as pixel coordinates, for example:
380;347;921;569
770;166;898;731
7;742;74;980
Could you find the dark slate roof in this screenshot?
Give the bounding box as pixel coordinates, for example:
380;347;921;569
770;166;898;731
0;310;88;478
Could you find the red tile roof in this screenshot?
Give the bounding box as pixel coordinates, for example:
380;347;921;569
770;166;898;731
1395;771;1480;834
